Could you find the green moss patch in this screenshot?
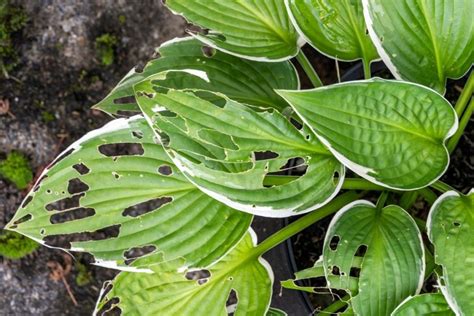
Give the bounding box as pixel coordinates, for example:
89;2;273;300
0;231;39;259
0;151;33;189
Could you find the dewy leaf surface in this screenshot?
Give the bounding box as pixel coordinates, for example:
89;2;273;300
392;293;455;316
135;78;345;217
165;0;299;61
6;116;251;269
278;79;458;190
286;0;378;62
95;230;273;316
93;37;299;116
363;0;474;94
323;201;424;316
427;190;474;315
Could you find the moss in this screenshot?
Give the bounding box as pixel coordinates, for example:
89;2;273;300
0;230;39;259
41;110;55;122
0;151;33;189
0;0;28;76
75;261;92;286
118;14;126;25
95;33;118;66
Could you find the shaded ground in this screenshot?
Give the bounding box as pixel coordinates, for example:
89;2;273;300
1;1;185;314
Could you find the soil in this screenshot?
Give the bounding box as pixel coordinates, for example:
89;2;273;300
0;1;472;315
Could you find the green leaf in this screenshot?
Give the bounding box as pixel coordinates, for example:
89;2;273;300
363;0;474;94
135;80;345;217
96;230;273;315
5;116;251;269
392;293;455;316
93;37;299;116
286;0;378;62
165;0;299;61
266;308;287;316
427;190;474;315
323;200;424;316
278;79;458;190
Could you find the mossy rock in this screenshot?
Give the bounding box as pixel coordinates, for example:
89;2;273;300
0;231;39;259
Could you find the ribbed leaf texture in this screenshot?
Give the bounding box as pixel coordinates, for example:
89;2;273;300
278;79;457;190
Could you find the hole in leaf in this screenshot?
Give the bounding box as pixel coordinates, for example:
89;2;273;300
46;193;85;211
73;163;90;175
33;175;48;192
453;222;461;227
40;229;45;235
113;96;135;105
50;207;95;224
116;110;141;117
185;269;211;283
226;288;238;308
355;245;368;257
123;245;157;265
98;143;144;157
104;306;122;316
158;165;172;176
131;131;143;139
11;214;32;227
329;236;340;251
253;151;279;161
68;178;89;194
96;296;120;316
331;265;341;276
22;195;33;208
350;267;361;278
201;45;216;57
290;117;303;130
122;197;173;217
44;224;121;249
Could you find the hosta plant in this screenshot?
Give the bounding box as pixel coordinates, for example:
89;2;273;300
6;1;473;315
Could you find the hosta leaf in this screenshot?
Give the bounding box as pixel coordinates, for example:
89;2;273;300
6;116;251;269
323;200;424;316
93;37;299;116
392;293;455;316
165;0;299;61
427;190;474;315
286;0;378;62
95;230;273;315
278;79;458;190
266;308;287;316
135;79;345;217
363;0;474;94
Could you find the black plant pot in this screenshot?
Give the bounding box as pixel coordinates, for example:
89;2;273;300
253;61;388;315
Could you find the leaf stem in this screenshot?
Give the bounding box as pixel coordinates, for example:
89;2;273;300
252;192;360;257
430;180;457;193
453;71;474;117
321;294;350;313
362;58;371;80
447;97;473;153
295;50;323;87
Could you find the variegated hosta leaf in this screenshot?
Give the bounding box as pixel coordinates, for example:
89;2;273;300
278;79;458;190
392;293;455;316
323;200;424;316
95;230;273;316
5;116;251;269
266;308;287;316
427;190;474;315
93;37;299;116
286;0;378;62
165;0;299;61
363;0;474;94
135;80;345;217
